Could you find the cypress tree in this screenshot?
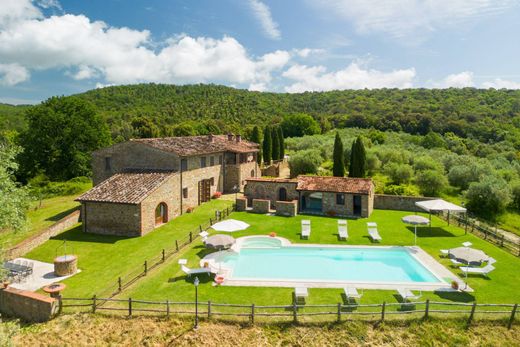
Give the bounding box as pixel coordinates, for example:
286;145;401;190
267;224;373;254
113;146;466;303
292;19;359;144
251;126;262;164
262;126;272;164
272;126;280;160
277;126;285;159
349;136;367;178
332;132;345;177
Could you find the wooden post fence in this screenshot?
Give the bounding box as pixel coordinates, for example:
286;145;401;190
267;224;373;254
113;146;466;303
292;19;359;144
118;277;122;292
424;299;430;319
251;304;255;324
128;298;133;316
208;301;212;319
381;301;386;321
293;301;298;323
508;304;518;329
175;240;179;251
166;300;170;317
162;249;165;262
92;295;97;313
337;303;342;322
467;302;477;325
189;232;193;243
144;261;148;275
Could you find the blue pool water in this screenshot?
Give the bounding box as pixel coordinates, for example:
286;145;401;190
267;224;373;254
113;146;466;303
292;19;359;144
222;240;441;283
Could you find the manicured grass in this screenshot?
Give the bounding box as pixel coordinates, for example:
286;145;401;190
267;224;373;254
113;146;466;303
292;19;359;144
1;194;85;249
25;199;233;298
123;210;520;307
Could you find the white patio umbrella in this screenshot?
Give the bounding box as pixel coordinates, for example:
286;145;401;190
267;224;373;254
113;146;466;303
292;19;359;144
205;234;236;250
402;215;430;245
210;219;249;232
448;246;489;289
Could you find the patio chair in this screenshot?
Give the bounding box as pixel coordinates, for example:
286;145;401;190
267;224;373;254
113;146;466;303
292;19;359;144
397;288;422;302
294;287;308;304
460;264;496;277
440;249;450;257
367;222;377;228
301;220;311;239
343;287;363;303
450;258;464;266
368;228;382;242
462;241;473;247
181;265;211;277
338;220;348;240
199;231;209;242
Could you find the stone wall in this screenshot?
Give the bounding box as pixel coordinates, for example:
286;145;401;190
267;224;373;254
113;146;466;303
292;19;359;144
321;192;350;216
92;142;180;185
5;209;80;259
0;287;58;322
82;202;141;236
275;200;297;217
140;175;181;234
261;159;290;178
244;179;298;208
181;165;223;211
374;194;434;212
224;161;258;193
235;197;247;211
252;199;270;214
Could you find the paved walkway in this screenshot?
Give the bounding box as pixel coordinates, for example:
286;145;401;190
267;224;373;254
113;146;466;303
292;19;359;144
8;257;80;292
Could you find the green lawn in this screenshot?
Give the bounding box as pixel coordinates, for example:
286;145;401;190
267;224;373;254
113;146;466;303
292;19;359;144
122;210;520;308
1;195;84;249
25;199;233;298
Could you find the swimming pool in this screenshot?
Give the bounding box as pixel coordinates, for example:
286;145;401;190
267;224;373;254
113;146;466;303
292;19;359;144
205;236;451;288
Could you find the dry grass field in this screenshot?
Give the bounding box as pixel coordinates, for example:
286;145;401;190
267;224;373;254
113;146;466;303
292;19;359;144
4;313;520;347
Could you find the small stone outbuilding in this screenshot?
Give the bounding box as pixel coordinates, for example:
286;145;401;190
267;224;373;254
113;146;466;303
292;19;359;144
244;176;374;218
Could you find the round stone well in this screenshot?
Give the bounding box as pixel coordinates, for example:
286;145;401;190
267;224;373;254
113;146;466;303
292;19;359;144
54;254;78;276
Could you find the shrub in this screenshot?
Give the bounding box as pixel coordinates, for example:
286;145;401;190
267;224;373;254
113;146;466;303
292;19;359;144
186;207;195;213
383;184;420;196
212;191;222;199
281;113;321;137
413;156;444;173
385;163;414;185
416;170;448;197
448;164;485;190
288;149;322;177
466;176;511;220
511;181;520;211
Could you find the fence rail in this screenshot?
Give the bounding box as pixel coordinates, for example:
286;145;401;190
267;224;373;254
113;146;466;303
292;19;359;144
441;212;520;257
59;297;519;328
95;205;235;299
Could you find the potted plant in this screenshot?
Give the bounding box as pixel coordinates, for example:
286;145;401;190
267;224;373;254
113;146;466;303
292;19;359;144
269;232;277;237
212;191;222;199
451;280;459;290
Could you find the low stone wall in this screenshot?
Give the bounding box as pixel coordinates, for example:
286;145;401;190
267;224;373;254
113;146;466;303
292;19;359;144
5;209;81;259
261;159;290;178
252;199;270;214
275;200;298;217
235;197;247;211
374;194;434;212
0;287;59;322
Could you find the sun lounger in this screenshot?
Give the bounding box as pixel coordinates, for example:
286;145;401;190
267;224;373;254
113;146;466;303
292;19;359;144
338;220;348;240
368;228;381;242
294;287;308;304
450;258;464;266
462;241;473;247
301;220;311;239
367;222;377;228
460;264;495;277
343;287;362;302
440;249;450;257
397;288;422;302
199;231;209;242
181;265;211;277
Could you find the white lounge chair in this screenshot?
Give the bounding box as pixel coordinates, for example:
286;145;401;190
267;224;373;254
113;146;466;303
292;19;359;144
343;287;362;302
440;249;450;257
367;222;377;228
462;241;473;247
301;220;311;239
397;288;422;302
450;258;464;266
294;287;308;304
368;228;382;242
460;264;496;277
199;231;209;242
338;220;348;240
181;265;211;277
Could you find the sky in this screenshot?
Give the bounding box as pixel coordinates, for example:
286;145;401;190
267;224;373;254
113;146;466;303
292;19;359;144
1;0;520;104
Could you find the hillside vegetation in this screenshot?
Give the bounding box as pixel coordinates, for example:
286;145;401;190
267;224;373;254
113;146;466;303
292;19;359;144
2;84;520;144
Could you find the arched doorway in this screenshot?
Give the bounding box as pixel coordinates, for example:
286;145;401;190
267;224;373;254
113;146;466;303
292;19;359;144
155;202;168;225
278;187;287;201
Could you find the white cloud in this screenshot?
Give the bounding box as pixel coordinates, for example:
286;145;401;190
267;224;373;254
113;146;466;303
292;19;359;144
0;63;30;86
0;2;291;87
293;48;326;58
482;78;520;89
433;71;474;88
313;0;516;39
35;0;62;11
283;63;416;93
248;0;281;40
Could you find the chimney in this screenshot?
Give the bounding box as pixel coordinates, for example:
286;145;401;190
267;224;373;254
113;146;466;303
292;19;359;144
227;133;234;141
207;134;214;142
236;134;242;143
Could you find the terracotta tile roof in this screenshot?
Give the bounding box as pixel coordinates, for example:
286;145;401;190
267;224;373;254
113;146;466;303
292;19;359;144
296;176;373;194
131;135;259;156
76;171;176;204
246;177;297;184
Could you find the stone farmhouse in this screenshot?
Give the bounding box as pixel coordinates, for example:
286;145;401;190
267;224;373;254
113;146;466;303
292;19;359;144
242;176;375;218
77;134;259;236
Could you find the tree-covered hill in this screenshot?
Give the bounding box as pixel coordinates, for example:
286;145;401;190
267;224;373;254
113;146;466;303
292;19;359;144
0;103;31;131
2;84;520;146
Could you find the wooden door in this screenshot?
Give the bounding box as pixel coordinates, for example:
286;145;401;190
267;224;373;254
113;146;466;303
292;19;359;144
198;179;211;204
